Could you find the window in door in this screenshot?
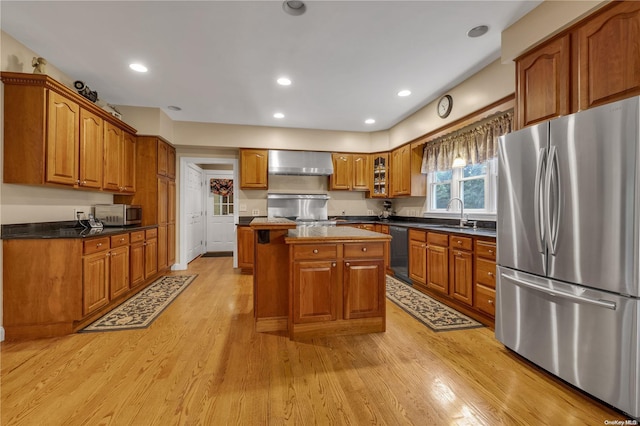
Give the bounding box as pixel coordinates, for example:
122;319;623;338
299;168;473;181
210;179;234;216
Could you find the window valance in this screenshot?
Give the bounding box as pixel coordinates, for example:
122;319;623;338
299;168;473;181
421;110;513;173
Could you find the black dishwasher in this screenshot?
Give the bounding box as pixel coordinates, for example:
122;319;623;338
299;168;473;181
389;226;410;284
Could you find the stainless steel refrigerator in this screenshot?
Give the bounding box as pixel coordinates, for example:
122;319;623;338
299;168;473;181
496;96;640;418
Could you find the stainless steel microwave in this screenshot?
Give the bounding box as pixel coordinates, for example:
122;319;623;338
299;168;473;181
93;204;142;227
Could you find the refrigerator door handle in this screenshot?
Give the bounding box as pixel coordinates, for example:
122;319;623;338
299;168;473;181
500;273;617;310
534;148;547;255
544;146;560;255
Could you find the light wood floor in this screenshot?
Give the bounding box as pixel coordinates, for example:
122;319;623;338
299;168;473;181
1;257;624;425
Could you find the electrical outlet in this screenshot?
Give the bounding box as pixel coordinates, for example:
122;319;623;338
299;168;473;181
239;204;247;212
252;209;259;216
367;209;374;215
74;209;84;220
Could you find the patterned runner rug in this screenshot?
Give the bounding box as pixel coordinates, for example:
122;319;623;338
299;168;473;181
81;275;198;332
386;275;483;332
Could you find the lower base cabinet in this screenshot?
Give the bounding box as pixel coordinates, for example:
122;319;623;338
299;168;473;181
83;250;110;316
293;260;338;323
343;259;385;319
109;245;130;300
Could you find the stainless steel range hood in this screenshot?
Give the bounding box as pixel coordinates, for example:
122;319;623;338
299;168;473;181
268;150;334;176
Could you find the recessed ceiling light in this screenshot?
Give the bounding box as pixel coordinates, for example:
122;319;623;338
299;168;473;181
467;25;489;38
167;105;182;111
277;77;292;86
397;90;411;97
273;112;285;119
365;118;376;124
129;63;148;73
282;0;306;16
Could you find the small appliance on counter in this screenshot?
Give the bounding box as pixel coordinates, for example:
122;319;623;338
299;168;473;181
93;204;142;227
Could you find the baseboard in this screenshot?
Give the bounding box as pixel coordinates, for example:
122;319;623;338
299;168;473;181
0;326;5;342
171;263;188;271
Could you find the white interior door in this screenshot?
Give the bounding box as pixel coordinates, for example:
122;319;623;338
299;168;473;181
205;171;235;253
186;164;204;263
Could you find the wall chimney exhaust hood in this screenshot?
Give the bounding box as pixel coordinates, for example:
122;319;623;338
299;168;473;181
268;150;334;176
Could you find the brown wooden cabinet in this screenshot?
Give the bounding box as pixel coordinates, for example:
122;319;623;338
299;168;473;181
79;108;104;189
343;259;385;319
237;225;255;269
449;235;473;306
390;145;411;197
292;259;338;323
474;239;497;318
576;1;640;111
109;245;130;300
516;34;571;129
122;131;137;193
157;225;168;271
516;1;640;129
240;148;268;189
167;145;177;179
330;153;371;191
103;122;123;191
426;232;449;294
130;231;146;288
371;154;389;197
408;229;427;289
83;250;110;316
144;228;159;279
1;72;137;191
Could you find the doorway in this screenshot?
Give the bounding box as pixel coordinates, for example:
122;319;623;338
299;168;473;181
204;170;235;255
178;157;239;270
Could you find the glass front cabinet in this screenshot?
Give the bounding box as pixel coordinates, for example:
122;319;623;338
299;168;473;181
371;154;388;198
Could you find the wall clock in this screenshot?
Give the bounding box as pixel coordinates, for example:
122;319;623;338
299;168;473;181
437;95;453;118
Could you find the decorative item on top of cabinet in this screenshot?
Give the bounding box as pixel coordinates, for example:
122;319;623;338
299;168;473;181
1;72;137;190
516;34;571;130
330;153;371;191
370;153;388;198
240;148;268;189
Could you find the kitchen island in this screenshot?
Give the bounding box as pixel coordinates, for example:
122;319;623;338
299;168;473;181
250;218;391;339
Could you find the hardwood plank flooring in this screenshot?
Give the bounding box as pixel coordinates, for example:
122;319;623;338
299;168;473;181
1;257;625;425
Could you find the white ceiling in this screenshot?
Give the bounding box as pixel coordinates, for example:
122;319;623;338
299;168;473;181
1;1;541;132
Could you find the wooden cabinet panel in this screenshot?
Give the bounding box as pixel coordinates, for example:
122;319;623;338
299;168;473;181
237;225;254;269
292;244;338;260
121;132;136;193
158;225;168;271
475;240;496;261
130;241;145;287
449;235;473;251
144;236;158;279
450;249;473;306
83;237;110;255
168;180;176;223
46;91;80;186
168;223;176;266
330;153;352;190
344;242;384;258
103;122;122;191
292;260;338;324
390;145;411;197
167;145;176;179
475;284;496;317
83;251;109;315
426;244;448;294
352;154;371;191
427;232;448;247
240;149;268;189
577;1;640;110
109;245;130;300
516;34;571;129
79;108;103;189
409;239;427;285
476;258;496;289
110;234;129;248
343;259;385;319
157;140;168;176
157;178;168;225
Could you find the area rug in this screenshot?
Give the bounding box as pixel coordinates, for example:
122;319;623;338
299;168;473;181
81;275;198;332
386;275;483;332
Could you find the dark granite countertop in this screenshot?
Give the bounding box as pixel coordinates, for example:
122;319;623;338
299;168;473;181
1;221;158;240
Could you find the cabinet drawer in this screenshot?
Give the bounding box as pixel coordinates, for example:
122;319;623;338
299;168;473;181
475;284;496;317
427;232;448;247
450;235;472;251
83;237;110;255
292;244;338;260
344;242;384;259
145;228;158;239
409;229;426;242
111;233;130;248
130;230;145;243
476;258;496;288
475;240;496;260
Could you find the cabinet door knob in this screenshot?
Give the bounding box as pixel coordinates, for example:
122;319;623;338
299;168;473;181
106;252;111;257
345;262;350;267
120;238;125;242
362;247;367;252
488;249;494;254
313;249;319;254
457;240;462;244
488;299;494;305
332;262;336;267
456;251;462;256
488;272;494;277
96;243;102;247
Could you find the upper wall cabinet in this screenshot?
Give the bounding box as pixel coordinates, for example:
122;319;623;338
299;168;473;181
576;1;640;111
516;35;571;129
1;72;137;191
370;154;388;198
240;149;268;189
515;0;640;129
330;153;371;191
390;146;410;197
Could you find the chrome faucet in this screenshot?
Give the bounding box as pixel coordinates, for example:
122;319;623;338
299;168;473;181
447;197;466;227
